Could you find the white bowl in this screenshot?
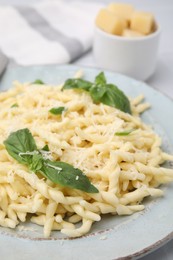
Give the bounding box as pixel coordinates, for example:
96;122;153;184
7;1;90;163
93;25;161;81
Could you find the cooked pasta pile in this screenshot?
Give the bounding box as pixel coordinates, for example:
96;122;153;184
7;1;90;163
0;75;173;238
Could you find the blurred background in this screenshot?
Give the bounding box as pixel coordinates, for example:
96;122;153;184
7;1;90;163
0;0;172;98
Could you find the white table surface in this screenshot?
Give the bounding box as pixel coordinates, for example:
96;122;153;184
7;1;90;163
0;0;173;259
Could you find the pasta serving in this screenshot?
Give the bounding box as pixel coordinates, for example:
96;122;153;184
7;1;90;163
0;71;173;238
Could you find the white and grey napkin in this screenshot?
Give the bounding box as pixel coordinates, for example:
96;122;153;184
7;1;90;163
0;0;102;70
0;50;8;75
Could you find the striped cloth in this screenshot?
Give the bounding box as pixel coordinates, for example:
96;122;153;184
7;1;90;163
0;0;102;67
0;50;8;75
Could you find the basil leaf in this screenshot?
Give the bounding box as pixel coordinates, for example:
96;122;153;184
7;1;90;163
89;85;107;102
41;160;98;193
4;128;98;194
32;79;44;85
29;153;44;172
62;73;131;114
49;106;65;115
95;72;106;85
115;129;134;136
11;103;18;108
63;78;92;91
90;83;131;113
41;144;49;151
4;128;37;165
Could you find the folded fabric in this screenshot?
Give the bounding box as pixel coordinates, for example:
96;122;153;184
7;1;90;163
0;50;8;75
0;0;102;66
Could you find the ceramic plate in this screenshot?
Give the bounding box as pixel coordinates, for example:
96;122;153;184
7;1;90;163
0;65;173;260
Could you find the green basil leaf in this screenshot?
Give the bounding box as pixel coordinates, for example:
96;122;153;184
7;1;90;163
3;128;37;165
49;106;65;115
41;160;98;193
115;129;134;136
4;128;98;193
62;73;131;114
29;153;44;172
90;83;131;114
95;72;107;85
63;78;92;91
32;79;44;85
89;85;107;102
11;103;18;108
41;144;50;151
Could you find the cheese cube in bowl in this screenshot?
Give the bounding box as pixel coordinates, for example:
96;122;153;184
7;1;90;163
93;3;161;81
130;11;155;35
107;3;134;22
95;8;127;35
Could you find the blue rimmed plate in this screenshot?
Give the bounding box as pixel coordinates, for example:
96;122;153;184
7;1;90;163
0;65;173;260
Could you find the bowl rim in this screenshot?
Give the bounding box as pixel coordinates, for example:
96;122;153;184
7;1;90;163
95;24;161;42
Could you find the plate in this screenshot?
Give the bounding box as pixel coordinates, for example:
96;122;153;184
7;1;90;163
0;65;173;260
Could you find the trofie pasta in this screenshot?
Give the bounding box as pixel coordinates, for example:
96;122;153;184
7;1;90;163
0;71;173;238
